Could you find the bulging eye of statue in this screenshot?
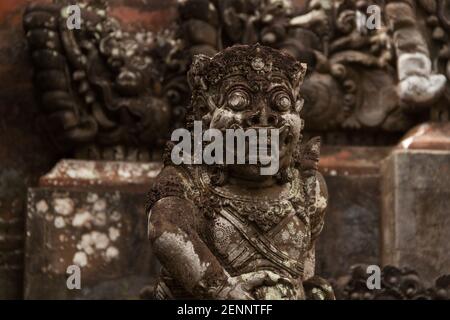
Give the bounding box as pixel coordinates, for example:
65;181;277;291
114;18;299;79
227;90;250;111
273;92;292;112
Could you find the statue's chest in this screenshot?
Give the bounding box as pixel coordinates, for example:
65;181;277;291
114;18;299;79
191;167;312;276
203;205;311;276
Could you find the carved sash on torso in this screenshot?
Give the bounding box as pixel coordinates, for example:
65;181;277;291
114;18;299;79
188;167;313;279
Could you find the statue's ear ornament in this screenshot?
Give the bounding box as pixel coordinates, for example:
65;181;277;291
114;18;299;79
295;98;304;113
293;62;307;88
187;54;211;91
207;96;217;111
293;136;321;177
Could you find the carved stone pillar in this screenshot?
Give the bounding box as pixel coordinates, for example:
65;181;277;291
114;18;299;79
381;123;450;284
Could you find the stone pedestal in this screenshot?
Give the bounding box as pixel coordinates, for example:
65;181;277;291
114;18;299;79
381;123;450;284
316;146;391;278
25;160;163;299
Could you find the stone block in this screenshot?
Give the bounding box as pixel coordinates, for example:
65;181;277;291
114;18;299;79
381;148;450;284
316;146;391;278
24;160;162;299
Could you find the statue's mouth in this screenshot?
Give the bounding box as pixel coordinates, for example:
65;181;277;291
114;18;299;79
220;124;293;166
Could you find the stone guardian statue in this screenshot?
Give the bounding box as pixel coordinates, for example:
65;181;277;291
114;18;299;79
147;44;334;300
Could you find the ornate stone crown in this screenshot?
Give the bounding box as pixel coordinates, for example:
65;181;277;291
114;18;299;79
188;44;307;92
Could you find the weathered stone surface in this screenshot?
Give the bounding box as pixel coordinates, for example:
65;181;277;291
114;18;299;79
25;160;161;299
381;147;450;285
147;44;335;300
40;160;163;189
0;214;23;300
397;122;450;151
332;264;450;300
0;0;60;298
316;146;391;279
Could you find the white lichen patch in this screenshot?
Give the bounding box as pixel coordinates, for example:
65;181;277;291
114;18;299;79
74;225;121;264
67;166;98;180
288;247;301;259
77;231;110;256
108;227;120;242
240;271;273;283
73;251;88;267
93;199;107;212
79;233;95;255
72;211;92;227
105;246;119;261
146;169;161;178
78;231;109;254
155;232;210;288
93;212;107;227
260;285;287;300
288;222;296;234
36;200;49;213
44;160;162;186
54;216;66;228
118;167;132;179
314;181;327;211
86;193;99;203
53;198;74;216
281;230;290;241
110;211;122;222
103;163;115;177
93;232;110;250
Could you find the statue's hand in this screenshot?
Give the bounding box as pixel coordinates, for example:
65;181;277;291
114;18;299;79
215;271;280;300
397;53;447;107
303;276;335;300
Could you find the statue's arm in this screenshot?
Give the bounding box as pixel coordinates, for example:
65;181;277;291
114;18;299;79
149;196;253;299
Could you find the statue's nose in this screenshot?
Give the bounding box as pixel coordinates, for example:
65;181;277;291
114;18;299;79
245;99;279;127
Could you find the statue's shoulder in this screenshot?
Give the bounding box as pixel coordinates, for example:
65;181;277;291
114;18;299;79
311;171;328;203
146;165;195;212
304;170;328;241
294;137;328;240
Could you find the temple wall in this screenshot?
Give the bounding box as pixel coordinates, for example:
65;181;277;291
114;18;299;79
1;0;447;300
0;0;57;300
0;0;309;299
0;0;176;300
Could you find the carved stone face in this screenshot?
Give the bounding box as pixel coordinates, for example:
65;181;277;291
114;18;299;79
209;74;303;177
188;44;306;181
